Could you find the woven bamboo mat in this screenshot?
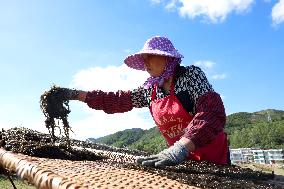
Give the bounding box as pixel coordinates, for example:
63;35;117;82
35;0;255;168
0;148;200;189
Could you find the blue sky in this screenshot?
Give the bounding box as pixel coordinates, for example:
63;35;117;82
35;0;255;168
0;0;283;139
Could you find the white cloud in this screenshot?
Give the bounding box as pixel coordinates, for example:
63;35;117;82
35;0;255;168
194;60;215;70
212;73;227;80
123;49;132;53
152;0;255;23
71;108;154;140
0;119;49;135
165;0;179;11
272;0;284;26
70;64;149;91
69;65;154;139
150;0;163;5
179;0;255;23
193;60;227;81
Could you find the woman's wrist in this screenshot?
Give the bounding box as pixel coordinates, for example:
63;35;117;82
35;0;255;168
179;137;196;151
77;91;88;102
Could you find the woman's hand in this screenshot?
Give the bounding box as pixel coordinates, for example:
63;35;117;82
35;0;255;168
73;90;87;102
136;137;195;168
136;140;190;168
58;88;87;102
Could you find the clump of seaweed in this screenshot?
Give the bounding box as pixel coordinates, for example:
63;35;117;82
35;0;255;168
40;85;73;147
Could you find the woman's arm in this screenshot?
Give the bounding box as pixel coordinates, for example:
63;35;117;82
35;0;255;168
83;90;134;114
182;92;226;149
77;85;151;114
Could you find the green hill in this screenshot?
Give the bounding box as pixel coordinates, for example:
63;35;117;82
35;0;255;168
88;127;167;154
88;109;284;153
226;109;284;134
227;109;284;149
129;127;167;154
88;128;145;148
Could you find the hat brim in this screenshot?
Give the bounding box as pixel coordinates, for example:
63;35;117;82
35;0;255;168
124;49;183;71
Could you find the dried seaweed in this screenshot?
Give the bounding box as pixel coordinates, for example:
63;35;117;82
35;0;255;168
40;85;72;147
115;162;279;189
0;127;105;161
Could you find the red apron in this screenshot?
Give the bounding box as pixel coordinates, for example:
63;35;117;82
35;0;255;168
150;82;228;165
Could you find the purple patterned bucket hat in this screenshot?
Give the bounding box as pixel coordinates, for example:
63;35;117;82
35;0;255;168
124;36;184;71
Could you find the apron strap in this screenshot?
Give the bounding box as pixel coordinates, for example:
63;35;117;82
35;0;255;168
151;85;158;101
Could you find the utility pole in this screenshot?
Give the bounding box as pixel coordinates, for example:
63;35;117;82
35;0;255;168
267;111;272;122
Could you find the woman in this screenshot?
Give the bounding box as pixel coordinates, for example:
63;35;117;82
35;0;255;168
64;36;229;167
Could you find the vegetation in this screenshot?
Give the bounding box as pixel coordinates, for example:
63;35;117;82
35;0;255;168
89;127;167;154
88;128;145;148
89;109;284;153
0;175;35;189
226;109;284;148
228;120;284;148
129;127;167;153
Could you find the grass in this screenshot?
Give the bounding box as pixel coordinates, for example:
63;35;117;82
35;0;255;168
0;175;35;189
239;163;284;176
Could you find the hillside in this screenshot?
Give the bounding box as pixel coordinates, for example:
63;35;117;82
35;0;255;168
226;109;284;133
87;128;145;148
88;127;167;153
88;109;284;153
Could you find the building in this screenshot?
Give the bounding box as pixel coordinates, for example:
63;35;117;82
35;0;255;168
251;149;266;164
230;148;254;164
230;148;284;165
265;149;284;164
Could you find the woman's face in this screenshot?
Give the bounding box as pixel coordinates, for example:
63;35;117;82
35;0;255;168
142;54;167;77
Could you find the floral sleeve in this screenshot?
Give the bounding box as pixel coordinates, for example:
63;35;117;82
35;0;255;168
130;86;152;108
